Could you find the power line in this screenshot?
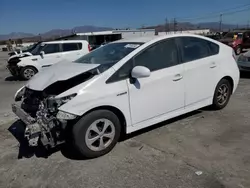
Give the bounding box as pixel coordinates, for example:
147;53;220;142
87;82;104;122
177;4;250;21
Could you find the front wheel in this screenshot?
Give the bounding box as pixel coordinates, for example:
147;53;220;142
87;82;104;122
212;79;232;110
235;45;241;55
20;66;37;80
72;110;121;158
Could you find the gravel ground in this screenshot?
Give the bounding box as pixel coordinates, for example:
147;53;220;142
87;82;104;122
0;51;250;188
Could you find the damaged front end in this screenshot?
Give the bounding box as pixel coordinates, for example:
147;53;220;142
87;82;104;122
12;69;97;149
12;88;77;148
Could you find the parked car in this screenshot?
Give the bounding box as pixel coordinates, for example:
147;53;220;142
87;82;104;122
7;40;90;80
237;50;250;72
219;30;250;55
12;34;239;158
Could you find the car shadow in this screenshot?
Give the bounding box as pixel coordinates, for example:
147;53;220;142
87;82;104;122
120;110;202;141
240;72;250;79
5;76;23;81
8;110;203;160
8;120;61;159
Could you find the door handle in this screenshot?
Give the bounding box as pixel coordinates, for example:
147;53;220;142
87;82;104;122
210;62;217;68
173;74;183;81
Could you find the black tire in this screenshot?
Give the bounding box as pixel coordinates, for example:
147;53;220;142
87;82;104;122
212;79;232;110
20;66;38;80
72;110;121;158
235;45;241;55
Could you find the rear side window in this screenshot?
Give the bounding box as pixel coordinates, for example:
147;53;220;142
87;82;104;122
178;37;211;63
207;41;219;55
62;43;80;52
77;43;82;49
42;44;60;54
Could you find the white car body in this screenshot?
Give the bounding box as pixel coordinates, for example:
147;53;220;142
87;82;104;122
17;40;90;71
13;33;240;157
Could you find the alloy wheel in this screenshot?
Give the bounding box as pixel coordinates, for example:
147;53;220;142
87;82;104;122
85;119;115;152
23;68;35;79
217;84;229;105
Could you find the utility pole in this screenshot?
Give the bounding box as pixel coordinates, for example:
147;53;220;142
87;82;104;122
173;18;177;33
165;17;169;34
219;14;222;32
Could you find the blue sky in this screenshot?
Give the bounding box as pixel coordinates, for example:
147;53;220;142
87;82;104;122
0;0;249;34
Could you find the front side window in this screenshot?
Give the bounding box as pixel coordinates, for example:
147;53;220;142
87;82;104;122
30;43;43;55
207;41;219;55
178;37;210;63
134;38;178;71
107;39;179;83
62;43;79;52
42;44;60;54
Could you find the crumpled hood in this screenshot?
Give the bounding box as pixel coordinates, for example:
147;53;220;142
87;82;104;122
26;60;100;91
8;52;33;61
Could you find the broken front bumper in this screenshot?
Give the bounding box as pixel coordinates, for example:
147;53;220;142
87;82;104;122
12;103;42;146
6;64;20;76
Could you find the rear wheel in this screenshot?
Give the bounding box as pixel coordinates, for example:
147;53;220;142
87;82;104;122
20;66;37;80
72;110;121;158
212;79;232;110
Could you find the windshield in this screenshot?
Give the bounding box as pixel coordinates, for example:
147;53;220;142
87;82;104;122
223;32;243;39
75;42;143;66
25;43;37;52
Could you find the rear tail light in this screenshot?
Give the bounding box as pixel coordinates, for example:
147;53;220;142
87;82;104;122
88;44;91;52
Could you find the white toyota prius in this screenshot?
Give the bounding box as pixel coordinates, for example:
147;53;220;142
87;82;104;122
12;33;240;158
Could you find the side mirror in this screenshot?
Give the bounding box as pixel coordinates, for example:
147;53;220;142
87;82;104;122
40;51;45;58
131;66;150;79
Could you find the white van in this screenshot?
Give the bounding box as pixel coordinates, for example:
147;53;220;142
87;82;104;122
7;40;90;80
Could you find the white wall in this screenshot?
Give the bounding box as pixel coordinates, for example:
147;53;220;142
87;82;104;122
121;31;156;39
158;29;210;36
0;42;34;51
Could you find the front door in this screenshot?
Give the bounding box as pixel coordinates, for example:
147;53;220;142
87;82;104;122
177;36;220;107
39;43;62;68
128;38;185;125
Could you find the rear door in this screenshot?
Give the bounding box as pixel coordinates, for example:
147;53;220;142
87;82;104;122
176;36;221;107
61;42;82;61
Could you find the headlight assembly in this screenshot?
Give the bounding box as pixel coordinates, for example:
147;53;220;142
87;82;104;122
57;93;77;103
56;110;77;120
14;86;26;101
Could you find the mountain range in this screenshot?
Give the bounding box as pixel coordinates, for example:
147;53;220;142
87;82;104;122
0;22;247;41
0;25;113;41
